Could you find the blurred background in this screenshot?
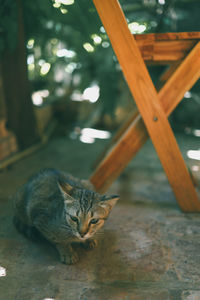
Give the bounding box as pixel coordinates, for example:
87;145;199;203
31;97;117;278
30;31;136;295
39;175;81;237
1;2;200;296
0;0;200;162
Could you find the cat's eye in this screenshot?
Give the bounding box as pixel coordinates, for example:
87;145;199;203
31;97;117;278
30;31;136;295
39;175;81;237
70;215;78;222
90;218;99;224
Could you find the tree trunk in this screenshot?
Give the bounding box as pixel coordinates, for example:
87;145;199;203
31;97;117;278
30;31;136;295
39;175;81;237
1;0;39;150
0;64;18;160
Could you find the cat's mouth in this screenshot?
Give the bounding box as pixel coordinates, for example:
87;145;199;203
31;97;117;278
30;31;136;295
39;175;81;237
75;232;91;240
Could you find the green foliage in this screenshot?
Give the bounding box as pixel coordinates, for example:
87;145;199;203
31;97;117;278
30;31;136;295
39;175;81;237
22;0;122;114
1;0;200;125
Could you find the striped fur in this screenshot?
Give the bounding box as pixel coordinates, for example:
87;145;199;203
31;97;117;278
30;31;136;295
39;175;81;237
13;168;119;264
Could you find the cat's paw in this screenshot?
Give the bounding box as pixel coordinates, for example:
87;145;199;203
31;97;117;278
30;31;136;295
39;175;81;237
60;251;79;265
82;239;98;250
56;244;79;265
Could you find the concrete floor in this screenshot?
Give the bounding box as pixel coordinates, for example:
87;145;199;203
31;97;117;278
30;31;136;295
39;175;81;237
0;133;200;300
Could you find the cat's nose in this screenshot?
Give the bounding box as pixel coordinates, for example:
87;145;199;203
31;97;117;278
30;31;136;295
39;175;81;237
80;231;87;238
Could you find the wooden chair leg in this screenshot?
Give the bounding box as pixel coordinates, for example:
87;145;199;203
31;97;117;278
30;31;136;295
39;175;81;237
93;60;182;170
92;110;139;169
90;113;147;193
159;61;182;83
91;41;200;195
91;0;200;211
156;60;182;91
93;58;187;170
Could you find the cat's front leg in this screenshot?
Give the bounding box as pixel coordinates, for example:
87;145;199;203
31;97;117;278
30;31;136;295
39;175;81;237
33;216;78;264
82;238;98;250
56;243;79;265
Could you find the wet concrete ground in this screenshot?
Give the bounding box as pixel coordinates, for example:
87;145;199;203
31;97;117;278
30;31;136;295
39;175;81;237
0;133;200;300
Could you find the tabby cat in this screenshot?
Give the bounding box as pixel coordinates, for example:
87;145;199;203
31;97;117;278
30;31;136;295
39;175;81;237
13;168;119;264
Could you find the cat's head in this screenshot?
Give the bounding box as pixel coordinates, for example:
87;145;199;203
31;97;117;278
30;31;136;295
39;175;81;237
58;181;119;240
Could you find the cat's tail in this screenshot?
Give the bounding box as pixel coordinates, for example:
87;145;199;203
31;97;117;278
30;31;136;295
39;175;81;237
13;215;42;241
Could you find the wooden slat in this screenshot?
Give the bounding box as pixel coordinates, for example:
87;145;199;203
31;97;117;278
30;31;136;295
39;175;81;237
159;61;181;83
134;31;200;42
134;32;200;63
156;61;183;91
91;0;200;211
91;42;200;192
136;39;196;62
160;42;200;115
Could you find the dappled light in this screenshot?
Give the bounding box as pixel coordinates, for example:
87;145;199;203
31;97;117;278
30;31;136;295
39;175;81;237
65;62;77;73
0;266;6;277
27;39;34;49
69;127;111;144
79;128;111;144
32;90;49;106
80;134;95;144
128;22;147;34
70;84;100;103
83;85;100;103
53;0;74;6
184;91;192;99
191;165;199;172
83;42;95;52
56;48;76;58
158;0;165;5
102;41;110;48
40;63;51;76
81;128;111;139
27;54;34;65
187;150;200;161
194;130;200;137
91;34;102;45
60;8;68;14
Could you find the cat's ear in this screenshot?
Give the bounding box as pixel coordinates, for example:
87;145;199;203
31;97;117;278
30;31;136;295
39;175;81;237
58;181;74;204
58;180;73;195
99;194;119;210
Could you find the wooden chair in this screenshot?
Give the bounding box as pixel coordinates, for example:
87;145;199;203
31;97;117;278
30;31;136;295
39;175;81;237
90;0;200;212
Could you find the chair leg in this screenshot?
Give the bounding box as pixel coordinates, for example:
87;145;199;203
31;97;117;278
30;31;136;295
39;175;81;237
91;0;200;211
92;110;139;170
156;60;182;91
91;41;200;197
90;113;147;193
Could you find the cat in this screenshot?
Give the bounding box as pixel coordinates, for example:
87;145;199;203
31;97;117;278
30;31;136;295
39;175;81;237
13;168;119;264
